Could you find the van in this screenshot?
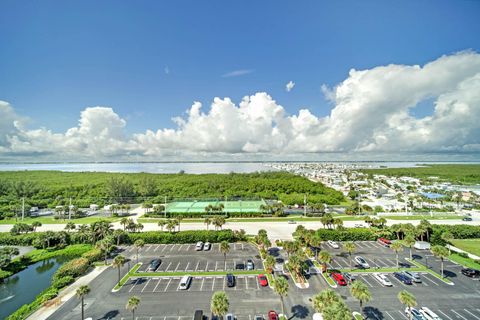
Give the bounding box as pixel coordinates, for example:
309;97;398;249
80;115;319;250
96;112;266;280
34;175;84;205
179;275;192;290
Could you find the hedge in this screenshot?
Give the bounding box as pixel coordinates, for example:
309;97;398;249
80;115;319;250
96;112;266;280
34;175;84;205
316;228;377;241
126;229;241;244
52;257;90;281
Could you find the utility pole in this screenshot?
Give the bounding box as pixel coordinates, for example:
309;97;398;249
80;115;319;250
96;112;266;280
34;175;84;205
21;197;25;221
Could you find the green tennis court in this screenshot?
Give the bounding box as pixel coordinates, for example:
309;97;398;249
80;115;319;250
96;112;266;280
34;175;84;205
165;199;266;213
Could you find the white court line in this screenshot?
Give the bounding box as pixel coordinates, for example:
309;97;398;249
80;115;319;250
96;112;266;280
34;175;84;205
153;278;162;292
164;278;172;292
129;278;141;292
195;261;200;271
451;310;467;320
464;309;480;320
141;278;151;292
185;262;190;271
437;310;453;320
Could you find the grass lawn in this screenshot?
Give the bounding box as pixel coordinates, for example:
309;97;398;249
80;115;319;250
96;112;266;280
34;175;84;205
0;216;120;225
450;239;480;257
384;215;460;221
448;253;480;269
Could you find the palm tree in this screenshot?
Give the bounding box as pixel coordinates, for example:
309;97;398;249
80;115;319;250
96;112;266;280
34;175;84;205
126;296;140;320
157;220;167;231
264;255;276;274
273;277;289;316
76;285;90;320
441;231;454;255
403;233;416;260
120;217;129;231
175;215;183;231
287;254;303;283
322;301;351;320
350;280;371;312
96;237;114;265
419;219;432;241
312;289;340;313
309;235;322;260
112;255;126;283
65;221;76;232
398;290;416;320
431;245;449;278
344;241;356;270
210;291;229;318
390;241;404;268
220;241;230;269
319;251;332;272
31;221;42;232
204;217;211;230
134;239;145;264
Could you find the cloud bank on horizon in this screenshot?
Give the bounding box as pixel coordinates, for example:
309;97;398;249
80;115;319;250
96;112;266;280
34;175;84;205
1;51;480;160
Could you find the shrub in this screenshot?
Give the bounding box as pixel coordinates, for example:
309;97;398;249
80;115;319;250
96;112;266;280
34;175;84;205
315;228;376;241
51;275;74;289
53;257;90;281
126;229;241;244
81;248;103;263
457;252;469;258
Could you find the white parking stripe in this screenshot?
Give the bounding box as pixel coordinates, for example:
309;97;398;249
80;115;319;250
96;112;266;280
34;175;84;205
211;277;216;291
153;245;160;252
332;260;343;269
397;310;408;320
129;278;140;292
178;244;183;251
422;274;439;286
206;261;210;271
145;245;152;252
174;262;180;271
141;278;151;292
384;311;395;320
215;261;219;271
153;279;162;292
195;261;200;271
160;245;167;253
164;278;172;292
256;277;260;289
437;310;453;320
451;310;467;320
200;277;205;291
376;258;390;267
360;275;373;287
464;309;480;320
165;262;172;271
185;262;190;271
223;276;226;290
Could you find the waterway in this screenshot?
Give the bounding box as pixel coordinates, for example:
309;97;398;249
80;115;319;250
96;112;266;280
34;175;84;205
0;257;66;319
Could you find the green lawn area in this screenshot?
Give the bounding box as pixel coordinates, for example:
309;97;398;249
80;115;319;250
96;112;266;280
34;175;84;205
448;253;480;270
0;216;120;225
450;239;480;257
384;215;460;221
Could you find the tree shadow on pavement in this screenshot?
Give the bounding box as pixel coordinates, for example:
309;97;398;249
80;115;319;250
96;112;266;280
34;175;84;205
290;304;309;319
98;310;119;319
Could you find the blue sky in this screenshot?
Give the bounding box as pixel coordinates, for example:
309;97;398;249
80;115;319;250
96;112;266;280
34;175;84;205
1;1;480;161
1;0;479;134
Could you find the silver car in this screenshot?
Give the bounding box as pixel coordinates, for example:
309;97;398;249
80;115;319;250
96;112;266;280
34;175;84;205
404;271;422;283
354;256;370;269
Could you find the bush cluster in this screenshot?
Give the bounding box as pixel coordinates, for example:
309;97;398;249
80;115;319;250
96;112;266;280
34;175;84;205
126;229;241;244
81;248;103;263
315;228;377;241
52;257;90;281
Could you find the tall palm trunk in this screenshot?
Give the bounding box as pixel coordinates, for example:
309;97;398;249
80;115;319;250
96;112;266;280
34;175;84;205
81;297;84;320
280;296;285;316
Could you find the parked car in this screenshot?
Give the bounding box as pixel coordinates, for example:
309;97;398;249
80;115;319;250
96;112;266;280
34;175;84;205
354;256;370;269
246;259;254;270
414;241;431;250
343;272;357;283
226;273;235;287
462;216;473;221
194;310;203;320
404;271;422;283
461;268;480;278
179;275;192;290
268;311;278;320
258;274;268;287
419;307;442;320
377;238;392;247
235;263;245;270
203;242;211;251
373;273;392;287
226;313;235;320
327;240;340;249
331;272;347;286
288;220;297;224
394;272;412;285
195;242;204;251
254;315;264;320
405;307;427;320
147;259;162;272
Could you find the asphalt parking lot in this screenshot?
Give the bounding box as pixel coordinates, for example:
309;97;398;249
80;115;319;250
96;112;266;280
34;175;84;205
48;241;480;320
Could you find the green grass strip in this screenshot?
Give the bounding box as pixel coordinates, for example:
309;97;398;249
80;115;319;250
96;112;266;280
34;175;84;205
448;253;480;270
406;259;454;285
113;262;142;291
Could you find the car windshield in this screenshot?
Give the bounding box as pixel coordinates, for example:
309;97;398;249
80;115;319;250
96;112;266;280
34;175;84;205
358;258;366;263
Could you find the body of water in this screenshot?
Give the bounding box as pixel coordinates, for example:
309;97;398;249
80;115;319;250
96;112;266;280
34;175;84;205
0;161;478;174
0;258;65;319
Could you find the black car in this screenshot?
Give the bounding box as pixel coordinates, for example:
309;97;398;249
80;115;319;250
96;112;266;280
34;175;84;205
394;272;412;285
462;216;473;221
461;268;480;278
194;310;204;320
235;263;245;270
147;259;161;272
343;272;357;283
226;273;235;287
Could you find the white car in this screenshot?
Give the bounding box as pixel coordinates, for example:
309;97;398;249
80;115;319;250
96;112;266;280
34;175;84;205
327;240;340;249
203;242;211;251
373;273;392;287
420;307;442;320
195;241;204;251
354;256;370;269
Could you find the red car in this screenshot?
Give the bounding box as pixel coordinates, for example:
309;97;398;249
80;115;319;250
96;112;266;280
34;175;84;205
268;311;278;320
258;274;268;287
331;272;347;286
377;238;392;247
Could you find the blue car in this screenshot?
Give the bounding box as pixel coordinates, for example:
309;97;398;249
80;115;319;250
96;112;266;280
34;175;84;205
394;272;412;285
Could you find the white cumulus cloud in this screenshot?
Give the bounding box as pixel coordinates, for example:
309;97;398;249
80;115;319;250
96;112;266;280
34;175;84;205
1;51;480;160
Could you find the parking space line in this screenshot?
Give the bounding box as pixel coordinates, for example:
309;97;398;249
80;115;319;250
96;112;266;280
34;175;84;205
141;278;151;292
161;245;167;253
178;244;183;251
451;310;467;320
211;277;216;291
464;309;480;320
437;310;453;320
200;277;205;291
422;274;439;286
384;311;395;320
206;261;210;271
375;258;390;267
223;276;226;290
256;278;259;290
359;275;373;287
170;244;176;252
242;243;244;250
166;262;172;271
153;245;160;252
145;245;152;252
129;278;140;293
185;262;190;271
195;261;200;271
153;279;162;292
164;278;172;292
174;262;180;271
215;261;218;271
396;310;408;320
245;276;249;290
